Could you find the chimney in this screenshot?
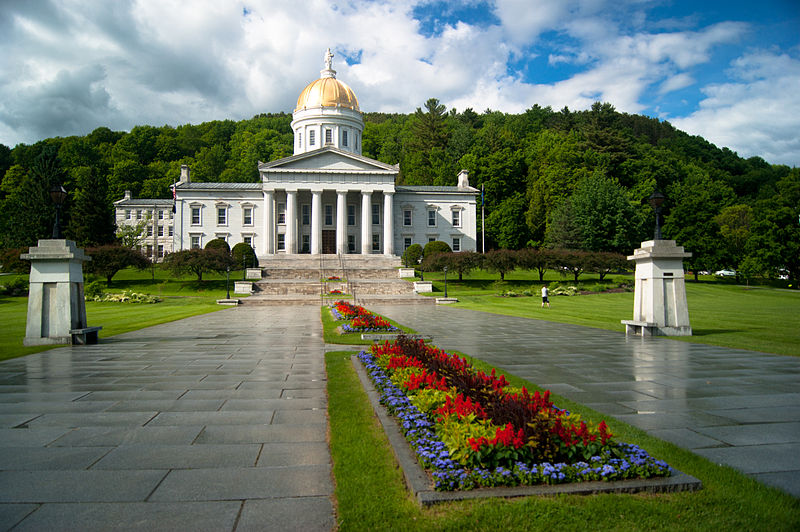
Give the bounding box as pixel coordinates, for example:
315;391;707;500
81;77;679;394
457;169;470;188
180;165;191;184
124;190;131;200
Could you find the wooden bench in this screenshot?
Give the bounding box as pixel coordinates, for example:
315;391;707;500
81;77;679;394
361;333;432;342
621;320;657;337
70;326;102;345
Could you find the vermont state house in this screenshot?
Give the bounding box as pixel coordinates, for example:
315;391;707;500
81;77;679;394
115;50;478;261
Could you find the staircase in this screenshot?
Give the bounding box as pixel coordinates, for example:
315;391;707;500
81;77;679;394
239;254;432;306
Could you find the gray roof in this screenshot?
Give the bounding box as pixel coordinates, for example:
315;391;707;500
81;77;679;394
175;182;262;190
395;185;479;194
115;199;173;206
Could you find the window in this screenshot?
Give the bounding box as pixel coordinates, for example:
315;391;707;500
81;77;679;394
157;225;163;237
301;204;310;225
309;130;315;146
277;203;286;225
428;237;436;243
342;130;348;147
403;209;412;226
348;234;355;253
136;210;142;220
217;207;227;226
325;129;332;144
277;233;285;251
168;226;173;236
372;233;380;251
324;204;333;226
147;225;153;237
190;235;200;249
301;234;310;253
451;210;461;227
243;235;253;247
428;210;436;227
372;204;380;225
298;132;302;149
404;237;412;250
146;245;153;257
347;204;356;226
452;237;461;252
125;210;131;220
191;207;201;225
158;210;164;220
157;244;164;258
169;210;173;220
243;207;253;226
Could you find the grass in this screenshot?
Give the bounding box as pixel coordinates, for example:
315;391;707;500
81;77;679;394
0;267;237;361
320;304;417;345
412;269;800;356
326;348;800;531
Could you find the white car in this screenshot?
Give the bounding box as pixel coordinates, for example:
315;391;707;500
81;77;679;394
714;269;736;277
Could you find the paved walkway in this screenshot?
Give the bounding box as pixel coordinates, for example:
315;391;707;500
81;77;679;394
0;305;333;531
371;304;800;498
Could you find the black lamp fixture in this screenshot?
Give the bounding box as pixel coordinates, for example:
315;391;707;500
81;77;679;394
648;190;666;240
443;265;448;298
226;266;231;299
49;184;68;239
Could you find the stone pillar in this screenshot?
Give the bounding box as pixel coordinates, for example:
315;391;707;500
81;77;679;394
285;190;297;254
383;192;394;256
311;190;322;255
21;240;92;346
263;190;274;254
622;239;692;336
361;191;372;254
336;190;347;254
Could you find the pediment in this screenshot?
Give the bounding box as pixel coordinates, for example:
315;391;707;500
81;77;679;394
259;147;397;173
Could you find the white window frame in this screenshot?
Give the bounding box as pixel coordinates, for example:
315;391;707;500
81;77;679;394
190;205;202;225
324;204;333;226
347;234;356;253
451;209;461;228
428;209;437;227
325;128;332;145
301;204;310;225
216;204;228;226
452;237;461;252
372;203;380;225
403;237;412;250
158;210;164;220
309;130;315;146
347;204;356;226
157;225;163;237
403;209;412;226
125;210;131;220
190;234;202;249
277;233;285;251
243;206;254;226
277;202;286;225
372;233;380;251
342;130;348;147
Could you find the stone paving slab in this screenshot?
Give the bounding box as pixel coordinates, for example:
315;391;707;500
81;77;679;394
370;303;800;498
236;497;335;532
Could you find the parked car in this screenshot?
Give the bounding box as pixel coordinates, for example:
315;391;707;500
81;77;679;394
714;269;736;277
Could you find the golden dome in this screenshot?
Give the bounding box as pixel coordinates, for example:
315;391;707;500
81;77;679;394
295;76;360;112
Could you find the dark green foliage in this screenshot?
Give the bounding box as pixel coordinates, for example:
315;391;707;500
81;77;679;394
85;245;150;284
401;243;423;267
441;251;483;281
162;248;232;281
66;167;116;246
205;238;231;254
423;240;452;257
483;248;517;280
231;242;258;268
0;247;31;273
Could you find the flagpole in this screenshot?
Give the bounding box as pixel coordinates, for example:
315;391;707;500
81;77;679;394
481;183;485;254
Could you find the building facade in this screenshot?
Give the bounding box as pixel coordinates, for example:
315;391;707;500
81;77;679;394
115;50;478;260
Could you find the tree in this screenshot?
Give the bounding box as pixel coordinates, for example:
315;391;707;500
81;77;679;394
116;213;151;248
484;193;532;249
554;249;591;282
423;240;452;257
401;243;423;267
0;247;31;273
162;249;225;281
714;204;753;271
66;167;116;246
545;200;583;250
442;251;483;281
586;251;628;281
516;247;554;281
483;248;517;281
85;245;150;284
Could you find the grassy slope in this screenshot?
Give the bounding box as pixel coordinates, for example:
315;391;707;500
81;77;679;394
326;350;800;531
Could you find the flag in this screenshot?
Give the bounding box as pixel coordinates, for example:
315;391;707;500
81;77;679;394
171;184;176;213
481;184;484;207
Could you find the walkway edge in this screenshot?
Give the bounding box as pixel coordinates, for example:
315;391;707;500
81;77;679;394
351;355;703;506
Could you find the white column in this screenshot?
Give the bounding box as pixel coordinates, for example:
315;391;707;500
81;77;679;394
361;190;372;254
383;192;394;256
285;190;297;254
336;190;347;254
263;190;274;254
311;190;322;254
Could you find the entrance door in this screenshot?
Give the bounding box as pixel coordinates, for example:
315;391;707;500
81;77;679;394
322;230;336;254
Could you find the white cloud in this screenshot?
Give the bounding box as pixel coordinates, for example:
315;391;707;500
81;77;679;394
671;49;800;166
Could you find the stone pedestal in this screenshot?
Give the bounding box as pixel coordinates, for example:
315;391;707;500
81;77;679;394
21;240;96;346
622;239;692;336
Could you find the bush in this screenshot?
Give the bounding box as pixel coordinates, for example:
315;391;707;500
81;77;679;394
85;245;150;284
423;240;452;257
0;277;29;296
401;244;423;267
231;242;258;269
205;238;231;254
84;280;105;299
0;247;31;274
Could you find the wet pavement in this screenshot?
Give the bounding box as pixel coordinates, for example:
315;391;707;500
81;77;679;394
371;304;800;498
0;305;333;531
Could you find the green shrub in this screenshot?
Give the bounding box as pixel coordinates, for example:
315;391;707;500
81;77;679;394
231;242;258;268
205;238;231;254
84;280;105;299
423;240;452;257
0;277;28;296
401;243;423;267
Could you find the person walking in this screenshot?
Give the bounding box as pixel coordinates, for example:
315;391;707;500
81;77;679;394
541;284;550;308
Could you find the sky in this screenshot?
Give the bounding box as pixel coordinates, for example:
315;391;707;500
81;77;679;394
1;0;798;166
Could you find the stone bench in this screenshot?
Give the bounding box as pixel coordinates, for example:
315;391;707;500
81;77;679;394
621;320;657;336
361;333;432;342
70;326;102;345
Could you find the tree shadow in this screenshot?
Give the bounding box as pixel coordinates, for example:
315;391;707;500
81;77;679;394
689;328;742;336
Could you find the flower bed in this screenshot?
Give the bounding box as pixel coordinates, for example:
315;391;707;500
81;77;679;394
358;336;671;491
87;290;161;304
331;301;400;333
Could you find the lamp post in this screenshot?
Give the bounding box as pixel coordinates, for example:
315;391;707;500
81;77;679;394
242;255;246;281
443;266;448;298
225;266;231;299
648;190;666;240
49;184;68;239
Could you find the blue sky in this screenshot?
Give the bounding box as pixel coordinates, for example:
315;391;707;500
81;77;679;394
1;0;798;165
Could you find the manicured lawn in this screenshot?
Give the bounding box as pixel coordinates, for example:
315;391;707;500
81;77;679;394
326;349;800;531
320;304;416;345
412;270;800;356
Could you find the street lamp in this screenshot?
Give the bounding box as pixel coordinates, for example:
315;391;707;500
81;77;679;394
49;184;68;239
226;266;231;299
443;266;448;298
648;190;666;240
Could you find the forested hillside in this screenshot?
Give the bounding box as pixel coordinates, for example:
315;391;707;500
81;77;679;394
0;100;797;281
